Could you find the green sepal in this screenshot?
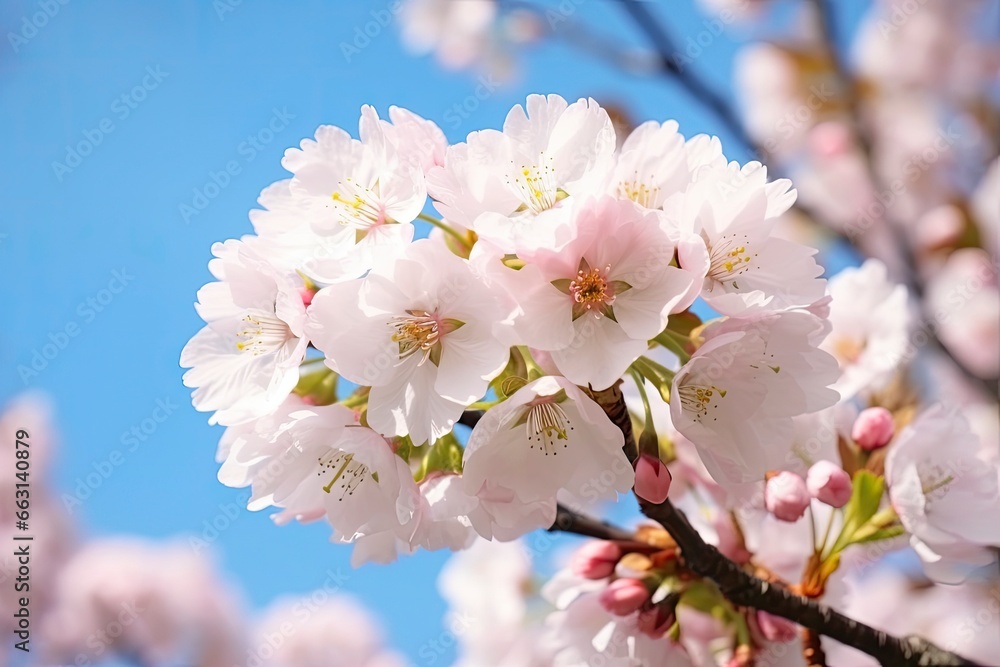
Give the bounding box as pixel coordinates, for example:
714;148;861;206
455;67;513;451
848;505;903;545
828;470;885;555
294;366;338;405
414;432;464;482
501;255;525;270
551;278;573;295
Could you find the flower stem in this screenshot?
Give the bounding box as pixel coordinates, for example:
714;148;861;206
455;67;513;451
653;329;692;364
417;212;467;245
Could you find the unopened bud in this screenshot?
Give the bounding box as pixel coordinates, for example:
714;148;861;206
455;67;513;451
634;454;672;504
806;461;852;508
852;407;895;451
598;577;649;616
570;540;621;580
765;471;810;522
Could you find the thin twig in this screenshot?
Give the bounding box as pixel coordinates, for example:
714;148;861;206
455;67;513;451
615;0;998;401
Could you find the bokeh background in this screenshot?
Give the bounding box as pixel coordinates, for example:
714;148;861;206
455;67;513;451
1;1;997;665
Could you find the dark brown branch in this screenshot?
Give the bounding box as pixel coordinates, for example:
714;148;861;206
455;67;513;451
642;500;983;666
548;504;636;543
550;500;979;666
557;389;983;666
458;410;483;429
585;381;638;463
802;626;828;667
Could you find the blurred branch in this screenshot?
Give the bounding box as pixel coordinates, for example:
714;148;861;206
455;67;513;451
612;0;858;248
611;0;998;401
809;0;1000;401
504;0;658;74
802;626;828;667
616;0;753;149
549;504;636;542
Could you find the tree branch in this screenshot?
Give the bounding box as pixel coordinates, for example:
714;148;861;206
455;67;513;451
616;0;752;151
458;410;484;429
548;503;637;542
613;0;998;401
549;501;980;666
808;0;1000;403
639;499;979;666
552;389;983;666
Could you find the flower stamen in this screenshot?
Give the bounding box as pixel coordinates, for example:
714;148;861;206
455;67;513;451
388;310;463;366
331;177;388;232
317;450;369;500
678;383;727;422
707;233;757;288
236;311;291;356
509;153;558;214
524;399;574;456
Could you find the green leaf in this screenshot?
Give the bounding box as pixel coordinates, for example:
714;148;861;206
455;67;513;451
395;436;415;463
829;470;885;555
655;333;689;364
501;255;525;270
849;505;903;544
851;524;905;545
629;356;675;403
293;367;338;404
500;375;528;399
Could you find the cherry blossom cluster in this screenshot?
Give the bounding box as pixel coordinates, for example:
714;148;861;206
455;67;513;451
180;93;847;566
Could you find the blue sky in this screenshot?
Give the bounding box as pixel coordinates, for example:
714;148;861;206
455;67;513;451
0;1;868;662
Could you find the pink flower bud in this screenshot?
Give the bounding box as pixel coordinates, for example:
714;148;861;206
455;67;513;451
570;540;622;580
764;471;810;522
634;454;672;504
598;578;650;616
756;611;798;643
806;461;852;508
852;407;895;451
